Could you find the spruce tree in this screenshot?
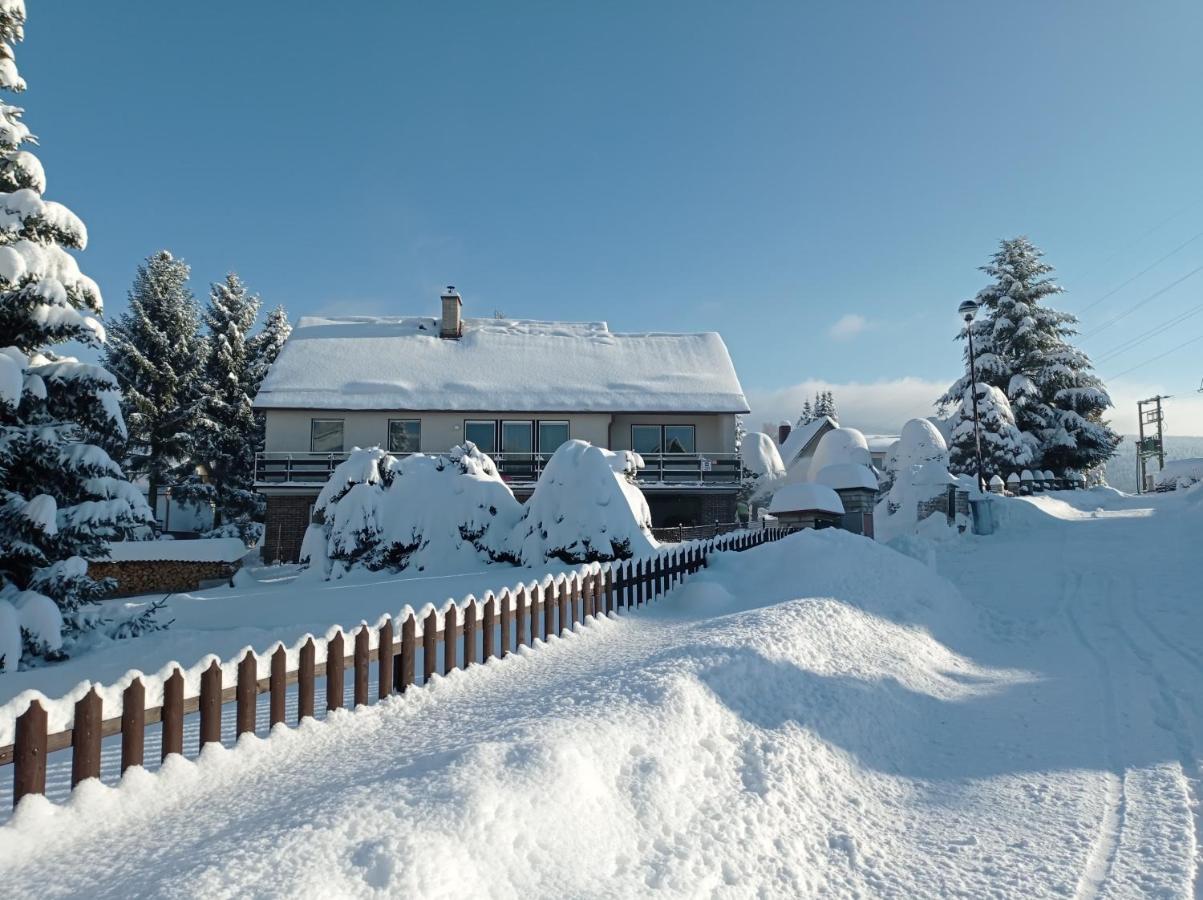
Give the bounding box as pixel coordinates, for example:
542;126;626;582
0;4;153;664
797;399;813;426
939;237;1119;476
247;304;291;454
102;251;206;513
946;383;1033;480
176;274;261;539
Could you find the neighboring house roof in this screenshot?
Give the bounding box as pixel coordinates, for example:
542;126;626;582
253;316;750;414
778;416;837;469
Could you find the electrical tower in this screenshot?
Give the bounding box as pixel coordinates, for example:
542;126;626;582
1135;395;1169;493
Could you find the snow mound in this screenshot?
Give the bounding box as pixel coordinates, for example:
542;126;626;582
509;440;657;564
809;426;872;474
305;444;524;577
740;432;786;479
814;462;878;492
768;482;843;515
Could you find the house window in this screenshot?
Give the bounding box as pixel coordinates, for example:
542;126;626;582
631;424;696;454
387;419;421;454
464;420;497;453
501;420;534;454
310;418;344;453
631;424;663;454
537;420;570;454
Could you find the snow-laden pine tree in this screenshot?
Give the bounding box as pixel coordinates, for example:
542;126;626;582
102;251;206;513
176;273;261;539
796;399;813;427
247;303;290;453
0;2;154;667
946;383;1033;481
939;237;1119;476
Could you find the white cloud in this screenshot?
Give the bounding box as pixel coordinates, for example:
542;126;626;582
1106;379;1203;436
827;313;870;341
747;377;950;436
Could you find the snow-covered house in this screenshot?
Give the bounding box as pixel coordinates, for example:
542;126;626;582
252;289;750;561
776;415;838;484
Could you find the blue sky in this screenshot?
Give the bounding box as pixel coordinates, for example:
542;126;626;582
18;2;1203;433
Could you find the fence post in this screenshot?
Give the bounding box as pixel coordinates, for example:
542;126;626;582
464;599;478;667
444;605;459;674
121;677;145;774
327;632;345;711
544;580;556;640
400;614;416;692
354;626;370;707
604;565;615;615
162;668;184;760
423;611;437;683
530;585;541;645
271;645;287;727
514;586;527;649
237;651;257;738
71;687;102;788
298;638;315;721
378;618;393;701
559;577;570;634
200;660;222;749
484;595;497;659
13;699;47;807
583;572;594;619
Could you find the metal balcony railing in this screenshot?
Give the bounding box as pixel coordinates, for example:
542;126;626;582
254;451;743;488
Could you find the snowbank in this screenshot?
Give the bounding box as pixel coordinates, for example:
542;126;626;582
1154;458;1203;491
509;440;657;564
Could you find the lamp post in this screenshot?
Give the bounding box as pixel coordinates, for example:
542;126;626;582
958;299;986;493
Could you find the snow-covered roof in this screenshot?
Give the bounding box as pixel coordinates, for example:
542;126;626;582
767;483;844;515
96;538;248;563
863;434;899;453
778;416;837;468
254;316;749;414
814;463;879;492
1155;458;1203;487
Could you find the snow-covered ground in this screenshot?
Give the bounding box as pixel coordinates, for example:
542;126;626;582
1;487;1201;897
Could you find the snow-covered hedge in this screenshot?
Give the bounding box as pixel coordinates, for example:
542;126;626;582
301;444;523;578
509;440;657;565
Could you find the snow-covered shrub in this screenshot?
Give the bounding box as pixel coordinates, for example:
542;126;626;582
739;432;786;515
947;383;1033;482
880;418;948;493
809;427;873;475
509;440;657;565
304;443;523;577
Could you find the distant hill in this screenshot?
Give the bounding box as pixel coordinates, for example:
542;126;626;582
1105;435;1203;492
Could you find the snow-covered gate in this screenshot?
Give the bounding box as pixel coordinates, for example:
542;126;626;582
1;528;795;810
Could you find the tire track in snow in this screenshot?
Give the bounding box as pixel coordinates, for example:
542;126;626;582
1112;589;1203;899
1065;575;1126;900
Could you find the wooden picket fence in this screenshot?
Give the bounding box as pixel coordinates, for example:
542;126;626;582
1;527;793;808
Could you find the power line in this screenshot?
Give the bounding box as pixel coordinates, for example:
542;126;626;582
1090;197;1201;273
1082;263;1203;338
1106;331;1203;380
1077;225;1203;315
1092;301;1203;364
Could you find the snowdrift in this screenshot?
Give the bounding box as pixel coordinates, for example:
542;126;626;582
509;440;657;564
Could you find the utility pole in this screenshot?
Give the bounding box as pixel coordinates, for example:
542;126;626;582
1135;395;1169;493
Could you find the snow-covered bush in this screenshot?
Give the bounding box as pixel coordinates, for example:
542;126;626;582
739;432;786;515
947;383;1033;482
880;418;948;493
809;427;873;475
509;440;657;565
303;443;523;577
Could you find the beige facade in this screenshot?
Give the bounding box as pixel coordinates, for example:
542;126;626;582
263;408;737;455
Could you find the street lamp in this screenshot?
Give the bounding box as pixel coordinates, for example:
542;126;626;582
958;299;986;493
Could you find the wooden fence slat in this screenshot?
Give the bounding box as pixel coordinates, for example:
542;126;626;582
515;586;528;648
583;572;594;619
298;638;315;722
200;660;222;749
13;699;47;806
464;599;477;667
162;668;184;760
378;618;393;701
237;651;257;738
604;565;615;615
637;559;646;607
327;632;345;711
484;595;497;659
559;578;570;634
423;610;437;684
70;688;102;788
401;614;416;692
270;645;287;727
500;591;512;656
120;677;145;774
444;605;458;674
354;626;370;707
530;585;541;644
544;581;555;640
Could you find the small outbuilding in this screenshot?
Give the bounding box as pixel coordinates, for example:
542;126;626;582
767;483;844;530
814;462;879;537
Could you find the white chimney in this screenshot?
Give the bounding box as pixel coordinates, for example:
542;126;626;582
440;285;462;339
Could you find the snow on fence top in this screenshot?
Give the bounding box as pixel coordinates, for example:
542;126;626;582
94;538;248;564
252;316;750;413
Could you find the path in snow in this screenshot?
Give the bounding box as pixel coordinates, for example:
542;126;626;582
0;489;1200;898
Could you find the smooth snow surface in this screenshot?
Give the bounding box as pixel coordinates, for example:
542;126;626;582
767;482;844;515
254;316;750;413
2;489;1202;898
740;432;786;478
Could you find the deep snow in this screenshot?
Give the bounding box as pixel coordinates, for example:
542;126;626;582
1;487;1201;898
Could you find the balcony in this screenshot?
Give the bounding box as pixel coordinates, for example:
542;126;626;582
254;451;743;489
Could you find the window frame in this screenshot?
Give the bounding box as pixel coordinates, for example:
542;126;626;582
536;419;570;454
463;419;498;454
500;419;535;455
309;418;345;453
386;418;422;454
662;424;697;454
631;424;664;454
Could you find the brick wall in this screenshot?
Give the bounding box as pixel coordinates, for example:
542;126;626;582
700;491;737;524
262;494;316;563
88;560;240;598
